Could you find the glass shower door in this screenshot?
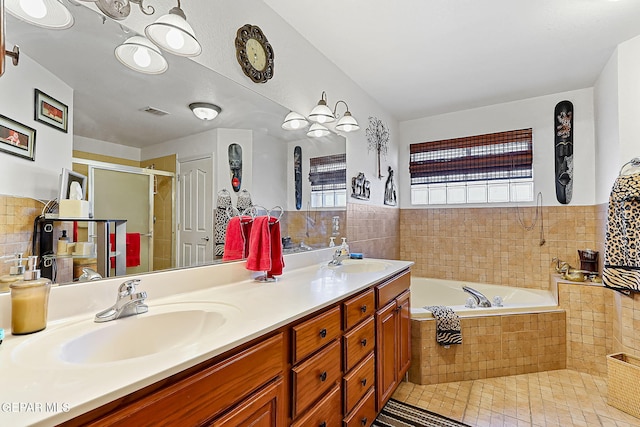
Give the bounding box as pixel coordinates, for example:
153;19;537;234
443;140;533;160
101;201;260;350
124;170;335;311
92;168;153;275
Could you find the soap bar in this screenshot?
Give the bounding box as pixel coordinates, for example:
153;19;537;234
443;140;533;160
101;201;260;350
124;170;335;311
59;200;90;218
350;253;364;259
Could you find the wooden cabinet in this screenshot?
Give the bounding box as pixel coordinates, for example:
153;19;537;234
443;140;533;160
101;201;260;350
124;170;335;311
63;268;411;427
375;271;411;411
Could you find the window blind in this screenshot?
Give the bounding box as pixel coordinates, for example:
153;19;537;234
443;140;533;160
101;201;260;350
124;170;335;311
409;128;533;185
309;153;347;191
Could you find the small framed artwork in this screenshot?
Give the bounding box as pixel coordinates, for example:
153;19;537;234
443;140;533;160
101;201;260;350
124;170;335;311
34;89;68;132
0;115;36;161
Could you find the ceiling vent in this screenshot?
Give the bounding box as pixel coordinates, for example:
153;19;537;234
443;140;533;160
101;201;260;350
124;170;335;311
141;106;170;116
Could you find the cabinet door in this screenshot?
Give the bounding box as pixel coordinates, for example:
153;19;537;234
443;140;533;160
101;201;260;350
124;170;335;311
397;290;411;378
375;300;397;411
211;378;285;427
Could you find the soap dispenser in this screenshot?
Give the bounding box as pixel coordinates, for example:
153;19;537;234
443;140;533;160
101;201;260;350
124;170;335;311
340;237;350;256
9;256;52;335
329;237;336;248
0;253;25;292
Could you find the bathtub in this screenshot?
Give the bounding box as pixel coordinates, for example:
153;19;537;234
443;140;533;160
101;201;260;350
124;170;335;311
410;277;559;318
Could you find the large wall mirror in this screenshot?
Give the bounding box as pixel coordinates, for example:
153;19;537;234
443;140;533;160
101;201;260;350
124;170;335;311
0;2;346;291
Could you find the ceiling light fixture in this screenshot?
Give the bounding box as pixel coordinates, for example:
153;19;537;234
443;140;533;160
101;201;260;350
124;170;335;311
115;35;168;74
189;102;221;120
307;123;330;138
6;0;73;29
77;0;154;21
145;0;201;57
281;111;309;130
308;91;359;133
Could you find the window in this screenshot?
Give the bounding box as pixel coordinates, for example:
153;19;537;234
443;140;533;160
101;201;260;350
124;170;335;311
410;128;533;205
309;153;347;208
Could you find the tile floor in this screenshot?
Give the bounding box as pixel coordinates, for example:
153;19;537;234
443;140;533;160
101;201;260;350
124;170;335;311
392;370;640;426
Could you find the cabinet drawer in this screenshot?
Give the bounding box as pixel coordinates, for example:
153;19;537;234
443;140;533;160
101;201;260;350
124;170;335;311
343;316;374;372
376;270;410;308
292;340;341;418
291;384;341;427
91;333;284;427
343;289;374;330
343;352;375;415
292;306;342;363
343;387;376;427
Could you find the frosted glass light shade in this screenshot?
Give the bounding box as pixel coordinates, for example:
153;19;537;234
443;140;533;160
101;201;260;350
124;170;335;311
335;111;360;132
309;101;335;124
115;36;168;75
6;0;73;29
307;123;330;138
189;103;221;120
281;111;309;130
145;7;202;57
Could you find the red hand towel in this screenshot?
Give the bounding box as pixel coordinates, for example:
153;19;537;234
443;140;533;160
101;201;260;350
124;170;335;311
223;216;252;261
246;216;271;272
109;232;141;268
267;217;284;277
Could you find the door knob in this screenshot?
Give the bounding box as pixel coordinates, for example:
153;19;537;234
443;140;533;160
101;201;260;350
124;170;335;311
201;236;210;241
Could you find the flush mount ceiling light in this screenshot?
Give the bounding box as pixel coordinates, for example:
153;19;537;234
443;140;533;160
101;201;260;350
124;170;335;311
115;36;168;74
189;102;221;120
145;0;201;57
6;0;73;29
307;123;330;138
281;111;308;130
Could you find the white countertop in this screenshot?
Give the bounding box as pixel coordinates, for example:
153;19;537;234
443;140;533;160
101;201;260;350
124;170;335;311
0;249;412;426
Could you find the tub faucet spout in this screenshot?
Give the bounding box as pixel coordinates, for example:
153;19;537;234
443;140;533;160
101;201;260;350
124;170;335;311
462;286;492;307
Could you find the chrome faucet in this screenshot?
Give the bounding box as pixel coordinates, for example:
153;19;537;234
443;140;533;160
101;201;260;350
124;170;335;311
328;248;350;266
94;279;148;323
462;286;492;308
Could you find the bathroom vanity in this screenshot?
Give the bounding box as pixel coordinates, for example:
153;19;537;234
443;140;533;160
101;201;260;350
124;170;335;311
0;249;412;426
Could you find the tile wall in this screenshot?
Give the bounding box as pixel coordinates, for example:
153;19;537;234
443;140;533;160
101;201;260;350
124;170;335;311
400;206;598;290
409;311;566;385
0;196;43;277
347;203;400;260
282;210;346;249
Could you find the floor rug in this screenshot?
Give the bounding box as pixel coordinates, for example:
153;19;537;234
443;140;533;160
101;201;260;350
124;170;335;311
372;398;471;427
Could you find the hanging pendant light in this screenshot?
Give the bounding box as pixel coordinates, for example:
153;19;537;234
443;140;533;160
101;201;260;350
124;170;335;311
115;36;168;74
6;0;73;29
281;111;309;130
145;1;201;57
307;123;330;138
308;91;335;124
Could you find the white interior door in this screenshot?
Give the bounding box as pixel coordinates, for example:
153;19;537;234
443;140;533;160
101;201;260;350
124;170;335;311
92;168;153;275
178;156;213;267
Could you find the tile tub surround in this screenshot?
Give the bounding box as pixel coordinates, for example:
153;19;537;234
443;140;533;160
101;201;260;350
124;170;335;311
400;206;598;290
409;311;566;385
347;203;400;260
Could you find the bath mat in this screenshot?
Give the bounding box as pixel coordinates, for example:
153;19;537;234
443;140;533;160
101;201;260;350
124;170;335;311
373;399;470;427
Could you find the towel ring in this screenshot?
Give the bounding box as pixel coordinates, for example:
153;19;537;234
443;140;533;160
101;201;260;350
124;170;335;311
268;206;283;223
226;205;240;219
619;157;640;176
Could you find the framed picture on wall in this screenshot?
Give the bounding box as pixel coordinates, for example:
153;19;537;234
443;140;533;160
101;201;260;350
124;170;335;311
34;89;68;132
0;114;36;161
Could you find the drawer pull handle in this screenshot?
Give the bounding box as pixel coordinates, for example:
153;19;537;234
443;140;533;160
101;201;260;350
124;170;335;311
361;378;367;387
320;371;327;382
319;328;327;338
361;338;367;347
319;423;327;427
361;305;367;313
361;417;367;426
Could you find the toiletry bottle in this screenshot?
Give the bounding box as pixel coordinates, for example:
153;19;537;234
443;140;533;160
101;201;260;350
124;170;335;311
340;237;350;256
329;237;336;247
57;230;69;255
9;256;52;335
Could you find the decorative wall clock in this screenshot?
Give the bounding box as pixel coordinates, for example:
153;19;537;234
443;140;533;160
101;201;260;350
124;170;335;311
235;24;274;83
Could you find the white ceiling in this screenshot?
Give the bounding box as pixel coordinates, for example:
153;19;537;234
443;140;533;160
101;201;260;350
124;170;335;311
264;0;640;121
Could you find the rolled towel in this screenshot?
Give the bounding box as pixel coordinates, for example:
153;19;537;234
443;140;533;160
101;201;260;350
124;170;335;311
424;305;462;346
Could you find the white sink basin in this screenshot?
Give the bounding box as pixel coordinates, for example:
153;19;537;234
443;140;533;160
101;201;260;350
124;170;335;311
326;259;391;274
12;302;240;366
